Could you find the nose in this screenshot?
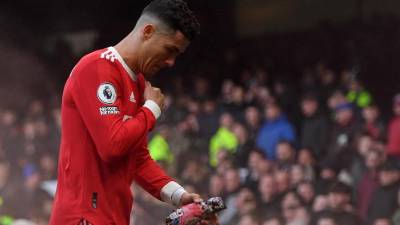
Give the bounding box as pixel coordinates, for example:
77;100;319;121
164;58;175;67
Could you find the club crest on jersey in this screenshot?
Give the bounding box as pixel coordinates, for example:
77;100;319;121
97;83;117;104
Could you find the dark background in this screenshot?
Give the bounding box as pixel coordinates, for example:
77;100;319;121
0;0;399;117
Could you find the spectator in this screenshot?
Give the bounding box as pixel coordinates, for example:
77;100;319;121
281;191;309;225
196;99;220;140
233;123;255;168
300;94;330;158
296;181;316;209
162;93;187;124
368;160;400;222
244;150;272;192
346;79;372;109
273;79;298;120
180;159;209;194
219;168;241;225
356;150;383;221
312;195;329;213
209;113;238;167
0;110;18;148
290;165;307;187
167;126;194;173
325;102;359;169
254;86;274;107
315;161;339;195
258;174;281;215
276;141;296;169
221;79;235;105
11;164;50;219
187;98;201;115
208;174;225;199
38;153;57;180
297;148;317;181
223;85;247;122
245;106;262;140
387;94;400;158
26;100;46;121
275;169;291;195
350;133;375;186
191;77;211;101
256;102;296;160
317;66;337;104
235;188;258;220
300;69;318;95
311;182;363;225
361;104;385;140
148;125;174;165
216;157;235;177
327;90;348;112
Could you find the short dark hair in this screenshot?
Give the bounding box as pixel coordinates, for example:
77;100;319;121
142;0;200;41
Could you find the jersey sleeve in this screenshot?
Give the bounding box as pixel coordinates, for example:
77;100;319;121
133;142;175;200
69;58;157;163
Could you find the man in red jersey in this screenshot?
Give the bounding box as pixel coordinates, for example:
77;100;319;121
49;1;201;225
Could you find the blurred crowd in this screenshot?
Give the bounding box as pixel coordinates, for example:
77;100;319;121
135;65;400;225
0;15;399;225
0;100;60;225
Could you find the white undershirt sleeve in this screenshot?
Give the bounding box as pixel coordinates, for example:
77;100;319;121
160;181;187;206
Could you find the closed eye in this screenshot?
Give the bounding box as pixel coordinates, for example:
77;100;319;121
165;46;181;55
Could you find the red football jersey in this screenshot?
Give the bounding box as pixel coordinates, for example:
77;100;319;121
49;47;174;225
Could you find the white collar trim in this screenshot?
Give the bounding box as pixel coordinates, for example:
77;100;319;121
108;46;136;81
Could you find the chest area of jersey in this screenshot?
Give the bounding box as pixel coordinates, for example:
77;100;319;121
120;80;142;116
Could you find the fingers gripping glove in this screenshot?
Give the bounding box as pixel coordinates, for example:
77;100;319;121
166;197;226;225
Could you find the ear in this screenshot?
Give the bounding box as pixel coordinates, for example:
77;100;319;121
142;24;156;40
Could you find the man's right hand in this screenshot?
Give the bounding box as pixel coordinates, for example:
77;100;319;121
144;81;165;109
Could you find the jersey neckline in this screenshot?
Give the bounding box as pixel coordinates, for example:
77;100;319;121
108;46;137;81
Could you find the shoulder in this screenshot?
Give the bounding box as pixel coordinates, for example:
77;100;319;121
68;48;124;91
73;48;120;74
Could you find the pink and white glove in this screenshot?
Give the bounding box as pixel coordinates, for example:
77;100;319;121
166;197;226;225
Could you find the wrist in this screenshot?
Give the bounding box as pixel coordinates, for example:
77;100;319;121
161;181;187;206
143;100;161;119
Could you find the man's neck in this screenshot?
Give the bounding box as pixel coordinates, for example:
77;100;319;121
114;39;140;74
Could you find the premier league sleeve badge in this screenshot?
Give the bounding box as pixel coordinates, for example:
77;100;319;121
97;82;117;105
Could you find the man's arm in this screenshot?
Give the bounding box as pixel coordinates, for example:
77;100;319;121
70;59;158;163
133;142;201;206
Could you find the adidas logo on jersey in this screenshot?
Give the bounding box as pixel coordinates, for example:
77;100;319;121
100;49;117;62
